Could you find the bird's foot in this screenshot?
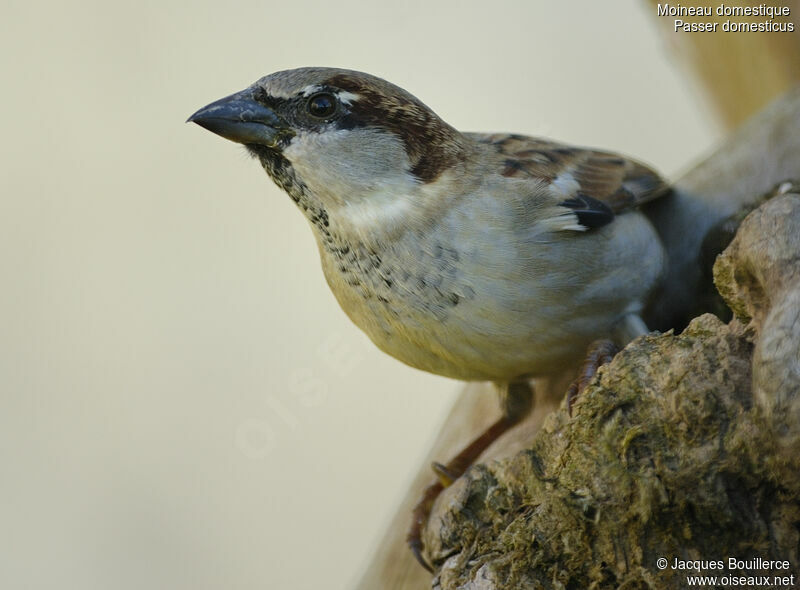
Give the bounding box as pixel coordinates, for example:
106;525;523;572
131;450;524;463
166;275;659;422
566;339;618;415
407;382;533;572
407;480;443;572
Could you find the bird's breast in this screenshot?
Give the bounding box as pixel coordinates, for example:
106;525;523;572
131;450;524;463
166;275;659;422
319;234;471;326
314;201;665;382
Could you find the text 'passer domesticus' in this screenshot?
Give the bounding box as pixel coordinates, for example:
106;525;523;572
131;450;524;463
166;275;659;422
189;67;668;570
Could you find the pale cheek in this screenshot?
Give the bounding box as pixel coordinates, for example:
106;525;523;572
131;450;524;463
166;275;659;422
283;130;413;203
283;131;339;166
284;133;352;199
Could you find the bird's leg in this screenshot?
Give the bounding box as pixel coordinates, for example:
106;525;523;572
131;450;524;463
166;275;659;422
565;339;618;415
407;381;533;572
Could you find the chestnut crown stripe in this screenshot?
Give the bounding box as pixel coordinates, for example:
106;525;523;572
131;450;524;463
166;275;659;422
326;74;468;183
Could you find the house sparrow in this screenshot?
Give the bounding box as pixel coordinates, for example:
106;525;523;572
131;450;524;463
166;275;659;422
188;67;668;569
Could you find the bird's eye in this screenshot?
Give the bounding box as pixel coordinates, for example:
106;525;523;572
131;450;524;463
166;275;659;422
306;93;337;119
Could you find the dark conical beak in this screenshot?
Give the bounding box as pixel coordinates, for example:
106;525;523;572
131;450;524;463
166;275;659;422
187;89;291;147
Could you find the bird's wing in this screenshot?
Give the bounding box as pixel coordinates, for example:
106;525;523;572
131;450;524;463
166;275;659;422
469;133;669;230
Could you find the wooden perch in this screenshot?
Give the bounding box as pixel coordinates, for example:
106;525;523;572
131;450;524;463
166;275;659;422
355;87;800;589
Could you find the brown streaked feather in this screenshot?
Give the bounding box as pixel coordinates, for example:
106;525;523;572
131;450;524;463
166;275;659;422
470;132;668;213
325;72;468;184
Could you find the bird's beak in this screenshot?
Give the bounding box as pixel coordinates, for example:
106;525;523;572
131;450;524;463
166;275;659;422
187;89;292;148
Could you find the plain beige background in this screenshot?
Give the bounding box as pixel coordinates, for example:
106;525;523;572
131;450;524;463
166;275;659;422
1;1;721;589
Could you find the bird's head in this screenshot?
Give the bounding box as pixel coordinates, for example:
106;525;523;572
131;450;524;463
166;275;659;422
188;68;469;237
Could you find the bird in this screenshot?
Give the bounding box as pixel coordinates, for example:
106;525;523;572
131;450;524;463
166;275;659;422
188;67;668;570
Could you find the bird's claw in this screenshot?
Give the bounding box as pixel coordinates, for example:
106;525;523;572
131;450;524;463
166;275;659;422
567;339;618;415
431;461;460;487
